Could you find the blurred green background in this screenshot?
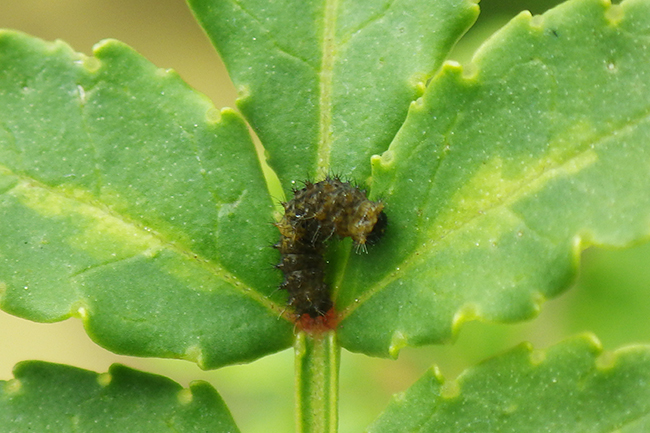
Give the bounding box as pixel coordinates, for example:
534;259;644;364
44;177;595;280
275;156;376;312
1;1;649;432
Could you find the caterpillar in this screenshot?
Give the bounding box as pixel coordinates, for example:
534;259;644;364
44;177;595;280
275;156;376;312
274;177;387;319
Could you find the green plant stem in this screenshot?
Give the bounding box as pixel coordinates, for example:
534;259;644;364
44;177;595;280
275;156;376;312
295;330;340;433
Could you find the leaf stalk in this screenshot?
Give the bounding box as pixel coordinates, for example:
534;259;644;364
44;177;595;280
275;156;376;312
295;330;340;433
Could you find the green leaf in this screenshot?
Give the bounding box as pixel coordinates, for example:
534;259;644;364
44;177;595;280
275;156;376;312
0;361;240;432
187;0;479;186
0;31;293;369
368;335;650;432
336;0;650;356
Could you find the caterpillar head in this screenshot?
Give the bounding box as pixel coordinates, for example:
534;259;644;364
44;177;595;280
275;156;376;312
349;200;386;247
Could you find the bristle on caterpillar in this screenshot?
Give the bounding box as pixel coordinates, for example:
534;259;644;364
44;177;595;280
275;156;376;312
274;177;387;319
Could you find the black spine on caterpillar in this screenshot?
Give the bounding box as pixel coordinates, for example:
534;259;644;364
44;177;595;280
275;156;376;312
274;177;388;318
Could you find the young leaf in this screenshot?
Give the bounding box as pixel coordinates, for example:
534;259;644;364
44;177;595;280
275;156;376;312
336;0;650;356
187;0;479;185
0;361;240;432
0;31;292;369
368;335;650;432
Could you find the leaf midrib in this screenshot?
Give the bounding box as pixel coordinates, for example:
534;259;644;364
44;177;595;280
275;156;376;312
316;0;339;177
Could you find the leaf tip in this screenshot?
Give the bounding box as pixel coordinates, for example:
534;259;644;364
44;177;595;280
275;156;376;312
235;84;251;104
529;334;602;367
205;107;222;124
529;348;546;366
391;391;408;405
440;378;461;399
529;291;547;316
0;29;21;46
529;14;546;31
408;72;428;98
72;302;90;320
441;60;480;83
571;234;588;264
81;56;101;74
177;388;194;405
461;62;479;81
604;3;624;26
580;332;604;352
91;38;122;56
441;60;463;74
388;330;408;359
154;67;182;83
184;344;206;368
595;350;617;371
3;378;22;396
207;107;243;127
374;150;395;170
429;364;445;383
96;372;111;387
452;303;481;335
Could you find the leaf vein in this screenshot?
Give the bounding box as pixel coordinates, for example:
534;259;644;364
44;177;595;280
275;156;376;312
338;0;398;46
68;253;149;279
226;0;317;71
342;108;650;318
0;165;279;309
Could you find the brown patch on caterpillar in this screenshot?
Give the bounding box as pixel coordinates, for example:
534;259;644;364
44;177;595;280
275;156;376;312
296;308;339;334
274;177;387;322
